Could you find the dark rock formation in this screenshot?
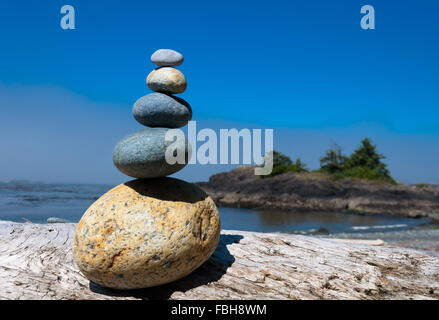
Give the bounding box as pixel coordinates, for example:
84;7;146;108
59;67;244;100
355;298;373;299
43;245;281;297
196;166;439;218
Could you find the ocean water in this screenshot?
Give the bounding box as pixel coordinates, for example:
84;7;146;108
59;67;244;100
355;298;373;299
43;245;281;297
0;181;431;234
0;181;111;224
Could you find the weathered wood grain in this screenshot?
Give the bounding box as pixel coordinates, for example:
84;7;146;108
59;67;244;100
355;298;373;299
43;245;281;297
0;220;438;300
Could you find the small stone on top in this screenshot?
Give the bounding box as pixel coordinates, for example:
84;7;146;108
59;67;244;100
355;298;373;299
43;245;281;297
151;49;184;67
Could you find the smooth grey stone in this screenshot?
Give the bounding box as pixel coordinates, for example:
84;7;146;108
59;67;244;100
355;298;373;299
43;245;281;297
151;49;184;67
132;93;192;128
47;217;71;224
113;128;190;178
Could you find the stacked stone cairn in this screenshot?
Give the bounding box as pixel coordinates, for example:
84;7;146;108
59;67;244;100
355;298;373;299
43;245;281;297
73;49;221;290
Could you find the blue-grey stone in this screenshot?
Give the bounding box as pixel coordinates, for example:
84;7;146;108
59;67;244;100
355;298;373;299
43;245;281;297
132;93;192;128
151;49;184;67
113;128;190;178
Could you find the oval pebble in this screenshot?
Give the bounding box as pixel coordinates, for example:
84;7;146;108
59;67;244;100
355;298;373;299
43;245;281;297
132;93;192;128
147;67;187;94
151;49;184;67
113;128;190;178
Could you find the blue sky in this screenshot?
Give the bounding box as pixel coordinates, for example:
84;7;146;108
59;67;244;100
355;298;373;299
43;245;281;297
0;0;438;184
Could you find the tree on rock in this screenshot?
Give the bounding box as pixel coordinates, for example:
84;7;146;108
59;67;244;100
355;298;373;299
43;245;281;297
320;143;348;174
345;138;393;179
347;138;387;172
318;138;396;184
263;151;308;178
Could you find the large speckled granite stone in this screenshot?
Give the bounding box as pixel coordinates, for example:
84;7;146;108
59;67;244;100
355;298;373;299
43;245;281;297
72;178;221;290
147;67;187;94
113;128;190;178
151;49;184;67
132;93;192;128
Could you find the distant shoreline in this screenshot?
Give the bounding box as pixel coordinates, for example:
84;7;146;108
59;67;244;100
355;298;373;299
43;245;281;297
196;166;439;219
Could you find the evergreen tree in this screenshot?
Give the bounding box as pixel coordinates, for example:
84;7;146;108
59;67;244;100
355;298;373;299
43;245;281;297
320;143;347;174
263;140;395;184
294;157;308;172
318;138;395;184
263;151;308;178
272;151;293;167
346;138;391;177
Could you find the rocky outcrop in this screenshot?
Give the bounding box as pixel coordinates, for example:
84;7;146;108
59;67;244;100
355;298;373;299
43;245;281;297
196;166;439;218
1;221;438;300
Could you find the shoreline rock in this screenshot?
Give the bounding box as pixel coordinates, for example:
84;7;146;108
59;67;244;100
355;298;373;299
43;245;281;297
196;166;439;218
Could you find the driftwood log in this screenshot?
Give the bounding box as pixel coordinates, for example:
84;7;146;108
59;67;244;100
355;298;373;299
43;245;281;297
0;220;438;300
